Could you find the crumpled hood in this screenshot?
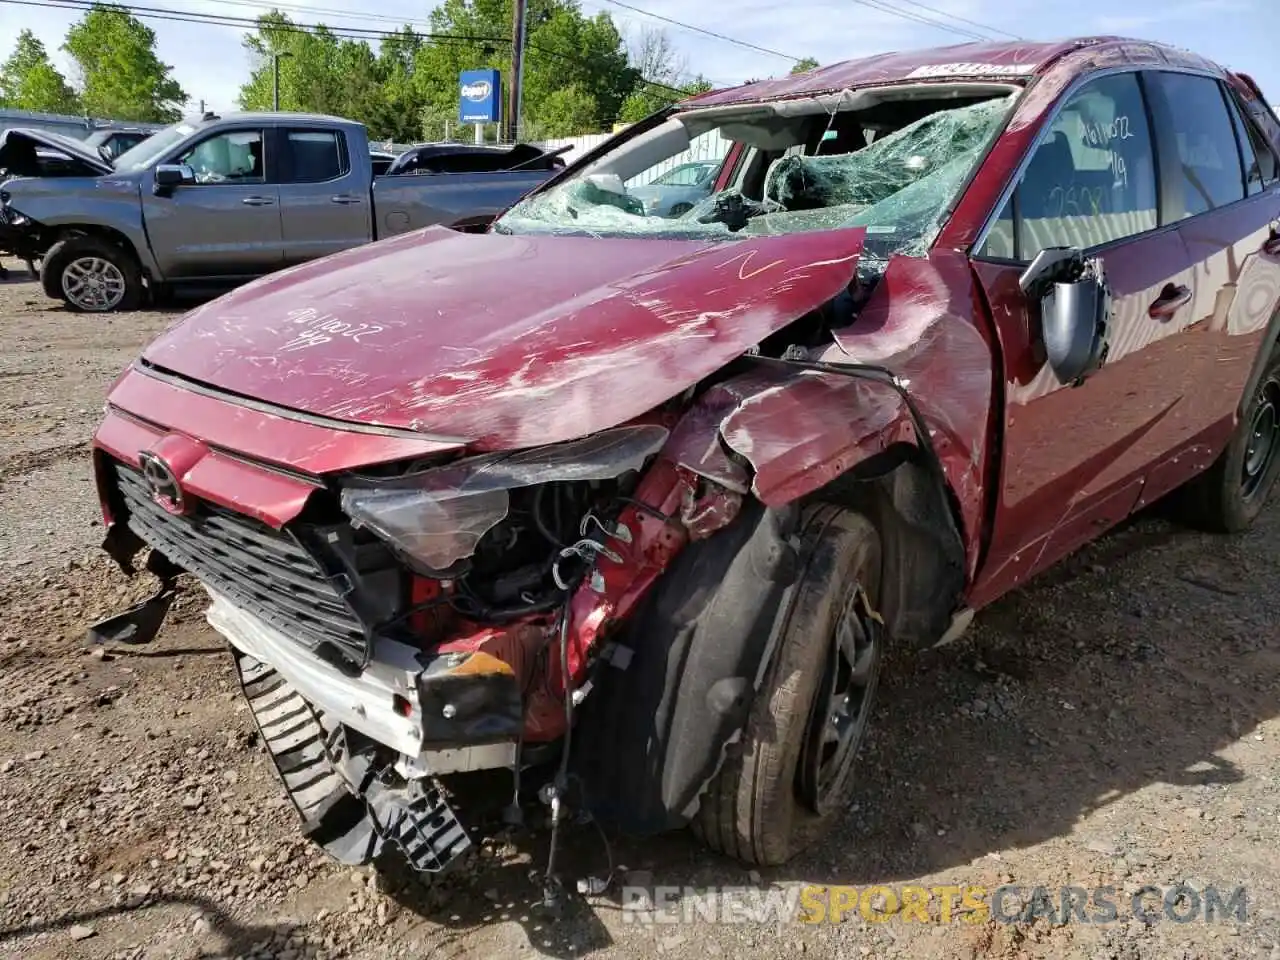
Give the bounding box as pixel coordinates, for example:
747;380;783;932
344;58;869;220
0;127;113;176
141;224;864;450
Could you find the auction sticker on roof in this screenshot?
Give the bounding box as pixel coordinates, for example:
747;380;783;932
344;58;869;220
906;62;1038;78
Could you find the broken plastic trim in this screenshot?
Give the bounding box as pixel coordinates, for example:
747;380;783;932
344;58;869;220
739;354;960;538
234;648;472;874
340;424;669;573
86;549;182;647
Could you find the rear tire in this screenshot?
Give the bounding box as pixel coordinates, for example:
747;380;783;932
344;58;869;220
693;505;883;866
1172;348;1280;533
41;235;142;313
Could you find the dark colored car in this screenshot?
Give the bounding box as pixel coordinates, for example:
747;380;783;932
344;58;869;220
369;150;398;177
386;141;567;176
84;127;156;161
88;36;1280;885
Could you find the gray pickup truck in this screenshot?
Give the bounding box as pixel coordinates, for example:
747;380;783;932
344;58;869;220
0;112;556;312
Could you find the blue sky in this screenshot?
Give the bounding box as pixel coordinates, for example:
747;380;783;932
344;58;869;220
0;0;1272;116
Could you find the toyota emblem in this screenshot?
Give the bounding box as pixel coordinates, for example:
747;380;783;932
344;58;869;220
139;451;186;513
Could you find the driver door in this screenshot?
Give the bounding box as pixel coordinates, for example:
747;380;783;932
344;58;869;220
967;69;1199;605
140;126;283;280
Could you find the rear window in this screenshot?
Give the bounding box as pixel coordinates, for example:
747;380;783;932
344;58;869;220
284;130;346;183
1224;87;1279;191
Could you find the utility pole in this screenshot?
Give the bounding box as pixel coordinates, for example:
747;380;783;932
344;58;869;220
272;52;294;111
506;0;528;142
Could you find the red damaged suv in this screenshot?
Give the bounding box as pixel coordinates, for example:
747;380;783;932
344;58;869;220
91;37;1280;881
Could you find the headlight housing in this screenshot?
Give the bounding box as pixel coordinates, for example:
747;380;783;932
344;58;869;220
340;424;668;572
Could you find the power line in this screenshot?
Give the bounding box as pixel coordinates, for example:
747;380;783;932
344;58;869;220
202;0;734;88
882;0;1023;40
847;0;1020;43
593;0;802;63
0;0;695;97
848;0;989;42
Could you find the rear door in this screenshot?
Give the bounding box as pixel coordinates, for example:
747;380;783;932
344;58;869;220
1136;71;1280;506
277;127;371;266
968;69;1201;605
141;126;283;279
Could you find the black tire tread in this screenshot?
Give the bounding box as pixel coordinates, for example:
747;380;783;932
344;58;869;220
1172;347;1280;533
40;234;143;313
693;504;881;866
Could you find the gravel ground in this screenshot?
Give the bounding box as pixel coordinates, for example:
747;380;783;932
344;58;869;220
0;277;1278;960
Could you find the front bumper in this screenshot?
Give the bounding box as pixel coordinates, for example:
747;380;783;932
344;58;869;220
229;630;476;873
0;209;45;260
207;590;427;757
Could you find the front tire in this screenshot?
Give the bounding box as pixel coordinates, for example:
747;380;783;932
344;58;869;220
693;505;883;866
1173;348;1280;532
41;235;142;313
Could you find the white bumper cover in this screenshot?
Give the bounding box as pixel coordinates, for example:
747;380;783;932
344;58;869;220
206;590;426;757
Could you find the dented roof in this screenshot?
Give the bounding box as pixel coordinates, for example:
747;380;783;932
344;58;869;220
681;36;1205;109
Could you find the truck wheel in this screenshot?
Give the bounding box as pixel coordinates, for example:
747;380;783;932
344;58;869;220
41;236;142;313
1173;348;1280;533
693;505;883;866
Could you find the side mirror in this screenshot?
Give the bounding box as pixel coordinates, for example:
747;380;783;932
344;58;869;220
153;163;194;196
1019;247;1112;387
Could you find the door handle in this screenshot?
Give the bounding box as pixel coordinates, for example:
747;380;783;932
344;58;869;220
330;195;362;205
241;196;274;206
1148;283;1192;320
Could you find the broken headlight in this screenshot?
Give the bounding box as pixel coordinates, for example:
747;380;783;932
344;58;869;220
340;424;668;574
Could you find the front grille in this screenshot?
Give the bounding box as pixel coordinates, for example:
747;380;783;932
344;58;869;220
112;462;368;664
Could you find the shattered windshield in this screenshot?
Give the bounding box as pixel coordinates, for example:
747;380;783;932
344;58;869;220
495;94;1012;259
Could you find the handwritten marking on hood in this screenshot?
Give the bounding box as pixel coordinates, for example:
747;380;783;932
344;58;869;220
719;249;787;281
279;307;386;353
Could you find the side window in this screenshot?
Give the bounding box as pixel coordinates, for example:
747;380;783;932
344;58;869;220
177;130;264;185
284;129;346;183
1226;95;1265;196
1225;88;1279;190
661;164;707;186
1149;72;1246;217
979;72;1158;261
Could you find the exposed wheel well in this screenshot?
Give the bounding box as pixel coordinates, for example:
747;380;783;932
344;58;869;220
53;225;146;276
808;442;966;648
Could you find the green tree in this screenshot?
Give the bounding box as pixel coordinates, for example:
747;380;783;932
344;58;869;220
790;57;819;75
62;3;187;121
616;27;709;124
369;27;427;142
237;3;697;140
527;82;598;137
419;102;456;142
617;75;712;124
239;15;428;141
0;30;81;114
238;14;371;116
411;0;639;137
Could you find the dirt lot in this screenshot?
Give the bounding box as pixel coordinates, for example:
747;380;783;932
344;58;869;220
0;276;1277;960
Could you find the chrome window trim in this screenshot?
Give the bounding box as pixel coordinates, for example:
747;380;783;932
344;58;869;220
968;63;1229;261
